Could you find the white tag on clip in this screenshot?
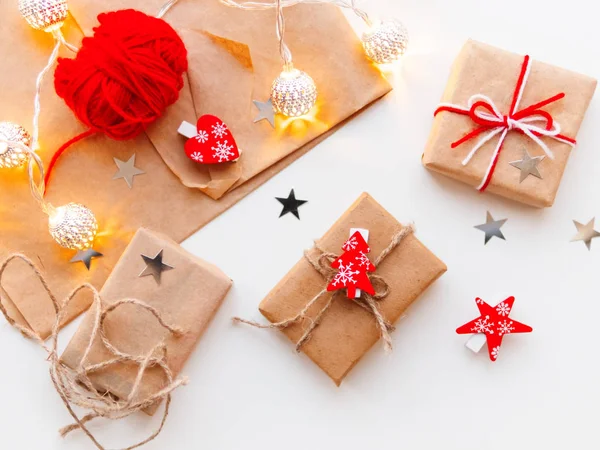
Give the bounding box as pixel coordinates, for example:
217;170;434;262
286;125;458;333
465;299;503;353
465;333;487;353
178;121;197;139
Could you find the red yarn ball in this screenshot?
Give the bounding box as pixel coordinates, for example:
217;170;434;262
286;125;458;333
54;9;188;141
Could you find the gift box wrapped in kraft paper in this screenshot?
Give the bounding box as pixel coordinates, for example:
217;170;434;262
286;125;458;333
0;0;390;339
423;40;596;208
61;228;232;415
253;193;446;385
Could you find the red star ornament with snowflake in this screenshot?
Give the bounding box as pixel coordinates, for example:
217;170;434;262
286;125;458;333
184;115;240;164
456;296;533;362
327;231;376;299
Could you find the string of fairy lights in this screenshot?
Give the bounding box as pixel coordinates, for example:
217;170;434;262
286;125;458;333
0;0;408;255
222;0;409;115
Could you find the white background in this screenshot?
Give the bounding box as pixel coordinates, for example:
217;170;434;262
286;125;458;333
2;0;599;449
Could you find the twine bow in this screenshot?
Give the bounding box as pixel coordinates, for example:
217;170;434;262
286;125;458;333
0;254;188;450
233;224;415;353
435;55;576;192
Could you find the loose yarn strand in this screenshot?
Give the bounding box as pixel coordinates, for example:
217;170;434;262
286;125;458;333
43;129;96;193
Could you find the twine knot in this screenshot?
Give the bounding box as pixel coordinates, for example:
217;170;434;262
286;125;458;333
0;254;187;450
306;247;391;301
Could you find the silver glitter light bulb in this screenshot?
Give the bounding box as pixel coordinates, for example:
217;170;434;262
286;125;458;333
18;0;69;32
48;203;98;250
362;20;409;65
270;67;317;117
0;122;31;169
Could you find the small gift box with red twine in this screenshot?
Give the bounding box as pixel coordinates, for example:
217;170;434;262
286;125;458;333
423;40;596;208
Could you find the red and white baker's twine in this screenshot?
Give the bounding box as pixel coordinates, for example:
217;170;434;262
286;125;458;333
434;55;576;192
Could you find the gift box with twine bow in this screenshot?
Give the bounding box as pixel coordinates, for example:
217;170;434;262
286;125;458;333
246;193;446;385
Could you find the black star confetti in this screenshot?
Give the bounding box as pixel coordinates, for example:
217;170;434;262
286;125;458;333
139;250;174;285
70;248;103;270
474;211;507;245
276;189;307;220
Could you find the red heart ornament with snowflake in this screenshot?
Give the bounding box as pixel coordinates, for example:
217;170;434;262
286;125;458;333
184;115;240;165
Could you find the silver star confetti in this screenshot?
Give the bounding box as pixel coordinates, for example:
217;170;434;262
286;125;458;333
253;98;275;128
475;211;507;245
509;148;545;183
70;248;103;270
139;250;174;285
571;218;600;250
113;154;145;188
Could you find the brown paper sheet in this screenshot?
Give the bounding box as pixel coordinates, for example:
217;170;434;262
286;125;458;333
61;228;232;415
77;0;392;200
259;193;447;385
0;1;390;338
423;39;596;208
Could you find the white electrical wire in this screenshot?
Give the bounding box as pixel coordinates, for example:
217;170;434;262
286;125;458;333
2;138;51;213
157;0;183;18
220;0;372;25
222;0;372;66
156;0;373;67
0;28;77;215
31;37;61;152
275;0;293;67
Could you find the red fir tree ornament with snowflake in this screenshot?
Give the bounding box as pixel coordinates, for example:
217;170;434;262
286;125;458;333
184;115;240;164
456;296;533;362
327;231;376;299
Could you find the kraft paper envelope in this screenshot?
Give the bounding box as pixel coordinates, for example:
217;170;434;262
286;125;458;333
0;0;391;339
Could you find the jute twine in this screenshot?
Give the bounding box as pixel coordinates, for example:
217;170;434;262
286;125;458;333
233;224;415;352
0;254;188;450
